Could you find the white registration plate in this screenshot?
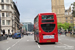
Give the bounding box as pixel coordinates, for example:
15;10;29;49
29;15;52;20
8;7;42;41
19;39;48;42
43;35;54;39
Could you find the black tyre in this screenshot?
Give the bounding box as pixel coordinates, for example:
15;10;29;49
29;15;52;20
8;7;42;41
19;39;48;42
52;42;56;44
12;37;14;39
19;37;21;39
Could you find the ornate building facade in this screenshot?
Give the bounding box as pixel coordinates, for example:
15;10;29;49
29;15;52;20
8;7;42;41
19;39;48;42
0;0;20;34
51;0;65;23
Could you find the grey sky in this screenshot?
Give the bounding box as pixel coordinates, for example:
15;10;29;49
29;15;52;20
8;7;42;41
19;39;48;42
13;0;75;23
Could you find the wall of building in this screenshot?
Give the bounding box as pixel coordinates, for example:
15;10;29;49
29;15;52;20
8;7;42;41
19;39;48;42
0;0;12;34
0;0;20;34
51;0;65;23
28;24;33;32
21;22;34;32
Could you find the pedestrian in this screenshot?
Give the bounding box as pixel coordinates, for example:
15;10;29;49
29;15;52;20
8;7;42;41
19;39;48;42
3;30;5;34
60;32;62;35
65;31;67;36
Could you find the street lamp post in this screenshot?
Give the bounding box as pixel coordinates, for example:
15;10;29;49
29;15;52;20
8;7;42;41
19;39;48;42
0;10;1;34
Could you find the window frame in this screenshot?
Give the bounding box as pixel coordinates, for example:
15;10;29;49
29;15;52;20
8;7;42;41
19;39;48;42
42;15;54;20
6;5;9;10
6;13;10;17
2;5;4;9
70;17;72;19
66;17;67;20
2;20;5;25
1;0;4;2
34;15;38;23
6;0;9;2
6;20;10;25
2;13;4;17
70;21;73;23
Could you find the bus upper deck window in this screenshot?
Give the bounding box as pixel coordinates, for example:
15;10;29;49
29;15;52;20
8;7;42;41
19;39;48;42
42;15;54;19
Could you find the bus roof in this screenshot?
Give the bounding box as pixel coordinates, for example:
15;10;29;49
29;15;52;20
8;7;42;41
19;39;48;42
34;13;56;19
39;13;56;15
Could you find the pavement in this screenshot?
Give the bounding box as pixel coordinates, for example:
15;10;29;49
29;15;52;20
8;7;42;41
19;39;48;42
0;35;75;50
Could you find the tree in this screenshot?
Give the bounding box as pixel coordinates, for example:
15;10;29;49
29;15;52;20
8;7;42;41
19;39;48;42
57;23;71;30
57;23;63;29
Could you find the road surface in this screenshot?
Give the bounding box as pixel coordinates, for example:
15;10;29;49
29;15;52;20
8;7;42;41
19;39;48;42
0;35;75;50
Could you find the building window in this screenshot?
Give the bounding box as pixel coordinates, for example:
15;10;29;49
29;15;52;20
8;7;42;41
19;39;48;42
2;20;5;25
6;0;9;2
2;13;4;17
2;5;4;9
70;17;72;19
66;21;68;23
1;0;4;2
6;20;10;25
71;21;73;23
66;17;67;19
6;5;9;10
6;13;10;17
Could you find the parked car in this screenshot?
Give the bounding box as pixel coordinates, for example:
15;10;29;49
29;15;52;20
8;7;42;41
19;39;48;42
12;33;21;39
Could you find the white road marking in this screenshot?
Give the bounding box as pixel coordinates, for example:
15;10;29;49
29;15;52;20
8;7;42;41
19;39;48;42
38;45;40;48
12;44;16;47
62;38;75;42
59;36;75;42
6;47;11;50
66;39;75;42
64;44;69;46
55;45;74;49
58;42;62;44
63;44;74;49
37;43;40;48
6;39;21;50
27;40;29;41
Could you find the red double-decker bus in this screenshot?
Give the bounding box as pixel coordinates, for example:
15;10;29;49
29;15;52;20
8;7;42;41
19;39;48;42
34;13;58;43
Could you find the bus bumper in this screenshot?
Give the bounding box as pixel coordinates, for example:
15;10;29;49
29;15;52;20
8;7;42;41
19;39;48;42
39;39;58;43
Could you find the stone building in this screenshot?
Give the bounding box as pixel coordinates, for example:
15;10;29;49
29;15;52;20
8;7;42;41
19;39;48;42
12;2;20;33
65;5;73;24
51;0;75;25
51;0;65;23
21;22;34;32
0;0;20;34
